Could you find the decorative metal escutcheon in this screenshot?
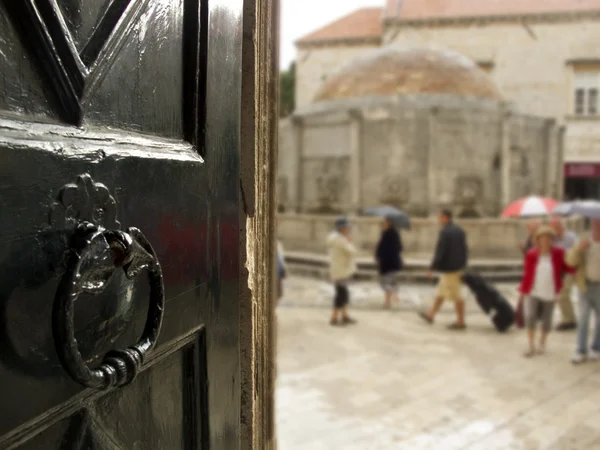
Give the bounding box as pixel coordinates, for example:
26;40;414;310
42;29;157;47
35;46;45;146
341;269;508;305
51;175;165;390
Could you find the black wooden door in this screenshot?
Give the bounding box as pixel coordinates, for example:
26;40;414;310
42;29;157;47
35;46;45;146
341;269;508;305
0;0;242;448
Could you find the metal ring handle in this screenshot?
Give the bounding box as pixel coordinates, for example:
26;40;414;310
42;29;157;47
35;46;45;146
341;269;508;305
53;222;165;389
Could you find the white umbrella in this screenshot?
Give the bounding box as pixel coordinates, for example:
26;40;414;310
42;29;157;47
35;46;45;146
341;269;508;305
552;200;600;218
501;196;558;218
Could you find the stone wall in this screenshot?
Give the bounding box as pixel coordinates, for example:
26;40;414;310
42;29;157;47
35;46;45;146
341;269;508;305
277;118;296;211
295;16;600;163
509;115;550;198
295;42;379;109
278;96;562;217
428;106;503;216
360;105;429;215
383;19;600;122
382;16;600;163
277;213;585;259
565;120;600;162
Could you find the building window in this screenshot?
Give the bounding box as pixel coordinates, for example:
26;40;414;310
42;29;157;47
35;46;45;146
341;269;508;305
589;88;598;115
572;69;600;116
575;88;586;115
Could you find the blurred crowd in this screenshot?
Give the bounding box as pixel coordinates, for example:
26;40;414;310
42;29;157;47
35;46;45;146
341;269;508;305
276;210;600;365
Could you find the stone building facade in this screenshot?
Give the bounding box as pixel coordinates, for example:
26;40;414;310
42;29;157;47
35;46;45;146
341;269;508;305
294;0;600;199
295;7;382;110
278;48;564;217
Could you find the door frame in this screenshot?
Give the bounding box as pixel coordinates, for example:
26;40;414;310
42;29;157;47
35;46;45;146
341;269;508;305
240;0;279;448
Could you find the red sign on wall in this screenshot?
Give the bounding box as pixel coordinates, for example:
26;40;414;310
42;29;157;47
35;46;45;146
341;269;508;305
564;163;600;178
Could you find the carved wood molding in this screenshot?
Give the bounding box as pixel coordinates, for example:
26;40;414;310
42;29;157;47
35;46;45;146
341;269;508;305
49;173;121;231
3;0;149;125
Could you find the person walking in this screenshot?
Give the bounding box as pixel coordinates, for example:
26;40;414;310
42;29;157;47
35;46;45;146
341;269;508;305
567;219;600;364
375;216;403;308
516;219;541;328
550;216;578;331
276;239;286;301
327;217;357;326
419;209;468;329
519;226;572;357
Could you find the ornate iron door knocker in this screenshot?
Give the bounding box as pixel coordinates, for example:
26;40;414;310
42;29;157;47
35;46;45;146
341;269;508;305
50;175;165;390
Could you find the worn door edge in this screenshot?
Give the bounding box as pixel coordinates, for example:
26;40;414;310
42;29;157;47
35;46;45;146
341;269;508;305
240;0;279;448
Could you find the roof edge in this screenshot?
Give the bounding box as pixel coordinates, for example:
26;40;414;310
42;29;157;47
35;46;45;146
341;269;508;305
296;36;382;48
383;9;600;27
293;94;513;118
296;7;383;44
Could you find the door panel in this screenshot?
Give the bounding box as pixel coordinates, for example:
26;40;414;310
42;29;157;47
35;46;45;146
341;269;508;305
13;327;208;450
0;0;242;448
82;0;189;137
57;0;116;52
0;3;58;120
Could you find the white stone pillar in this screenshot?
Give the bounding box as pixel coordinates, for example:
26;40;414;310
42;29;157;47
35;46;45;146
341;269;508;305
557;126;566;200
544;119;557;197
348;109;362;213
291;116;304;212
500;111;512;208
427;107;438;216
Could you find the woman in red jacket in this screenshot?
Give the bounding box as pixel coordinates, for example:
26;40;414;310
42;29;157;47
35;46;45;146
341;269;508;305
519;225;573;357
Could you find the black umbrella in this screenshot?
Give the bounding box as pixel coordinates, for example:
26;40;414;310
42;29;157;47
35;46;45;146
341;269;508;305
362;206;411;230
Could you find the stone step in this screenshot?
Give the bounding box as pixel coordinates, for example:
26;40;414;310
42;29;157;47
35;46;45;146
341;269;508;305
285;251;523;270
284;251;523;283
286;264;523;283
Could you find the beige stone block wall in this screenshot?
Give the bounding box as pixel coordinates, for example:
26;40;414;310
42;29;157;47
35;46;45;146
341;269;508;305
295;43;379;109
565;119;600;162
294;19;600;164
384;20;600;120
381;19;600;163
277;118;296;210
277;98;561;216
277;213;585;259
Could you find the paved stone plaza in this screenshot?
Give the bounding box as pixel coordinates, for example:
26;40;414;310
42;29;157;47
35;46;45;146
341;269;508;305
276;277;600;450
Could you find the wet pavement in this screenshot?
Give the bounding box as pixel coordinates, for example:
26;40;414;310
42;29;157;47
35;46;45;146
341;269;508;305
276;277;600;450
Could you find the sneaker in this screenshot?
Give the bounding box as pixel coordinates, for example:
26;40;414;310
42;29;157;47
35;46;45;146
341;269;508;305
572;353;587;365
589;350;600;361
342;316;357;325
418;311;433;324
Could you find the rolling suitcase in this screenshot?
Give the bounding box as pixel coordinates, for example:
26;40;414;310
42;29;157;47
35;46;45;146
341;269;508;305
490;296;515;332
462;272;493;314
462;272;515;332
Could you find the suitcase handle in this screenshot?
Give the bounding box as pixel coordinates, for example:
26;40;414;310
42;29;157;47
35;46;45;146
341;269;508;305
52;221;165;389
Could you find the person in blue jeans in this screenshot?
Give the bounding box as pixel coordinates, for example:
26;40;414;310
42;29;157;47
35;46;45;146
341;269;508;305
566;219;600;364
